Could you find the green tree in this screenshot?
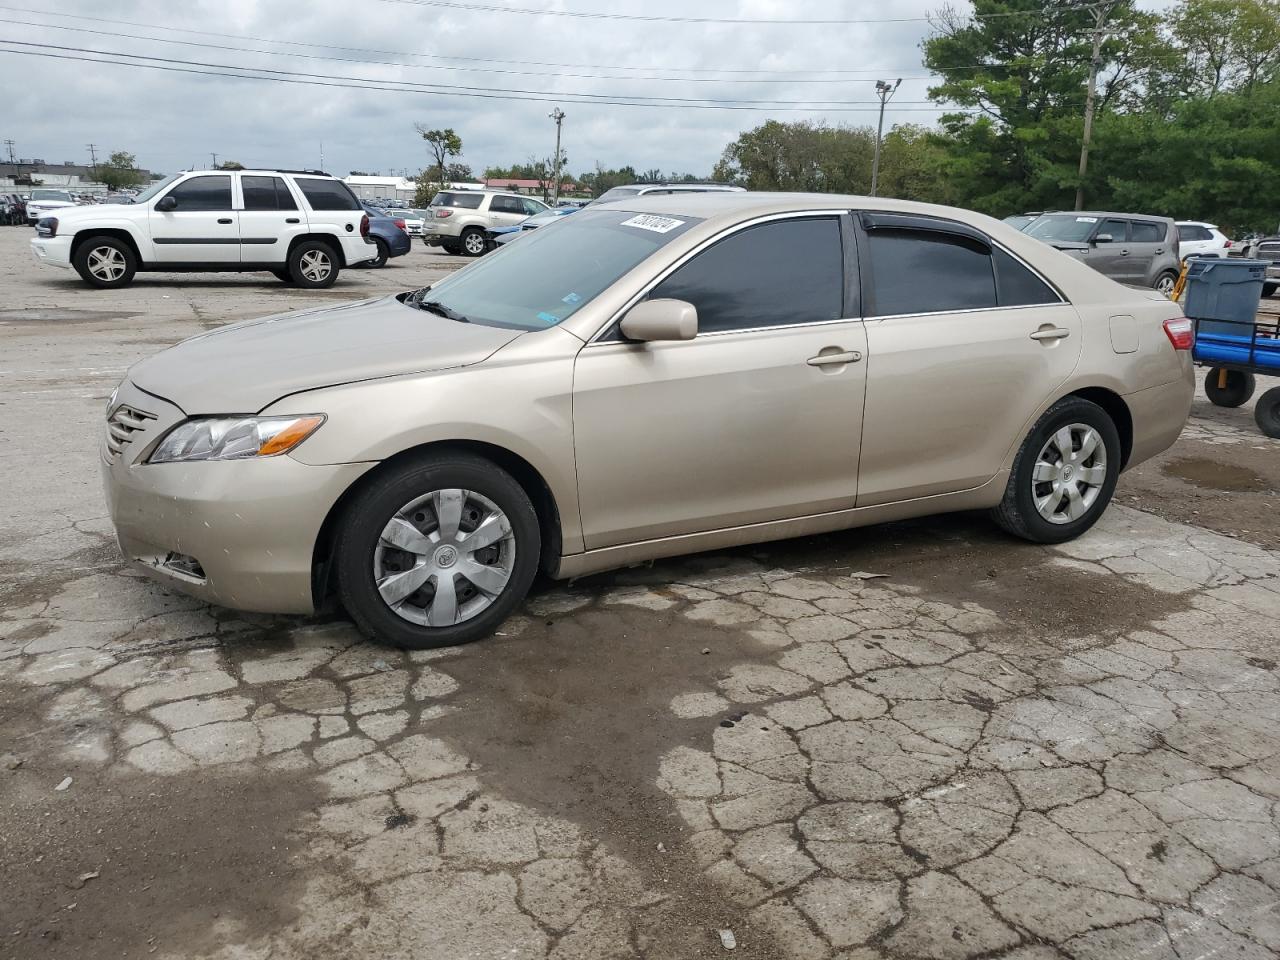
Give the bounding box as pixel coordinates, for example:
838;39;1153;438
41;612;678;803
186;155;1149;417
414;125;463;188
1168;0;1280;95
713;120;877;193
97;150;143;190
445;162;474;182
217;160;245;170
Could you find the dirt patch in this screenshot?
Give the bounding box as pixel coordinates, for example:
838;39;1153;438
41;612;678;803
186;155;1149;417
0;308;141;324
434;597;787;959
0;679;322;960
1162;456;1268;492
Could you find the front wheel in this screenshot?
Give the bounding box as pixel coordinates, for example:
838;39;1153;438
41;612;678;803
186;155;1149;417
288;239;340;289
335;453;541;649
991;396;1121;544
73;235;136;289
1255;386;1280;439
1204;367;1256;407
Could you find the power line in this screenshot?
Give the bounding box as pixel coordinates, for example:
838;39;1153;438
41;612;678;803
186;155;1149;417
0;39;946;107
0;45;974;113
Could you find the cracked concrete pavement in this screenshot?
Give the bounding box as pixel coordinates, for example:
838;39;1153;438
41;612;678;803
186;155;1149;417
3;228;1280;959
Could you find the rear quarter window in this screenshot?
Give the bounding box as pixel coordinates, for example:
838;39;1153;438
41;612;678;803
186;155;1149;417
294;178;361;211
433;192;484;209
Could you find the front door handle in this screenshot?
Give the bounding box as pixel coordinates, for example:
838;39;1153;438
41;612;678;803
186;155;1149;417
1119;249;1130;256
217;217;233;224
807;350;862;366
1029;327;1071;342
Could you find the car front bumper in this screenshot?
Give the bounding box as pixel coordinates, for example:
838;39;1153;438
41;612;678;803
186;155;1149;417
101;381;374;614
30;235;73;268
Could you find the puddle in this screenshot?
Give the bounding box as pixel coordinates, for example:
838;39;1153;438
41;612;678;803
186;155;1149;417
1162;456;1268;492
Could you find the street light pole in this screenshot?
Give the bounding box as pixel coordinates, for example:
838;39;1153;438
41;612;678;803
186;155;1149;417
871;78;901;198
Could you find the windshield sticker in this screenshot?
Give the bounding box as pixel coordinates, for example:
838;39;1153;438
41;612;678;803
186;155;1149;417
1075;216;1098;223
561;292;582;305
536;311;560;325
621;214;687;234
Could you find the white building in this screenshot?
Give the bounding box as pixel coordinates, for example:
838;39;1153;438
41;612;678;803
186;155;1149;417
342;175;485;203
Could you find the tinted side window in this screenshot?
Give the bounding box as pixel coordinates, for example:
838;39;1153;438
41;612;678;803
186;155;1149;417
649;218;843;333
434;191;484;209
295;178;360;211
522;199;545;215
1177;224;1198;242
275;179;298;211
490;196;522;214
993;248;1059;307
242;176;289;211
865;230;996;316
165;175;232;211
1096;218;1128;241
1131;221;1162;243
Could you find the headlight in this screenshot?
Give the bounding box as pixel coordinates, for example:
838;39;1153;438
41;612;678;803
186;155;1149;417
149;415;325;464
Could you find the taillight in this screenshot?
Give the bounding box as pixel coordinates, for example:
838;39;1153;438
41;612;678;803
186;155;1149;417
1224;239;1233;248
436;209;452;218
1163;316;1194;350
393;219;406;231
359;214;370;237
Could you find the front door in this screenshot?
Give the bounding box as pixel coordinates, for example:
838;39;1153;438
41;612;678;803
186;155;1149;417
573;215;867;549
238;174;303;264
1088;217;1135;282
148;175;240;263
487;194;532;229
854;214;1083;506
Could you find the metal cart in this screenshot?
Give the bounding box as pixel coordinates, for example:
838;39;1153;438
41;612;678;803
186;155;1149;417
1194;314;1280;438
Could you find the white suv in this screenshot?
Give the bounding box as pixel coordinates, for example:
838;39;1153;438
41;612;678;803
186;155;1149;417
422;190;549;256
1176;221;1232;260
30;169;378;289
25;188;79;223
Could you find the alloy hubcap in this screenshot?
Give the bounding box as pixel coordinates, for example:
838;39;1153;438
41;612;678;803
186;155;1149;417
88;246;125;281
372;488;515;627
464;234;484;253
1032;423;1108;525
300;250;332;282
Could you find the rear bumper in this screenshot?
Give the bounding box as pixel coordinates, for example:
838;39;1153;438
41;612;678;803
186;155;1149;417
1125;363;1195;468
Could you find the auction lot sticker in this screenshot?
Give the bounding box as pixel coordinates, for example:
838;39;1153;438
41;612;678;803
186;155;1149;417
621;214;686;234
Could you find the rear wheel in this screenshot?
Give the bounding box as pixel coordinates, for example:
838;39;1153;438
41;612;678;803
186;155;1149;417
366;238;389;269
1254;386;1280;439
441;240;461;255
1264;283;1278;299
460;228;486;257
1154;271;1178;297
1204;367;1256;407
288;239;340;289
335;453;540;649
991;396;1121;544
73;235;136;289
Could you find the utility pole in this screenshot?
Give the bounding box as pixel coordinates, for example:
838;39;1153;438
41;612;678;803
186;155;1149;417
549;106;565;204
1075;2;1114;211
210;152;218;169
870;79;901;198
86;143;98;175
4;139;15;166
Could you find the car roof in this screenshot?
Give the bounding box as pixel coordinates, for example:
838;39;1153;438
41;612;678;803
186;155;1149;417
1036;210;1173;222
1176;220;1218;228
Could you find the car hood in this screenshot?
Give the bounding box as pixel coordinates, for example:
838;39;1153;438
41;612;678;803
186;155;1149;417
127;295;525;414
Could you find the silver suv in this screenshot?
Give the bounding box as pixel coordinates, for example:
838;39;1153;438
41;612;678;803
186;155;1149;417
422;190;549;256
593;182;745;204
1023;212;1181;294
1241;236;1279;298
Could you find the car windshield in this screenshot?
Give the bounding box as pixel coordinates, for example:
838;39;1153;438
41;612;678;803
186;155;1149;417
525;208;573;227
31;189;72;201
132;174;180;204
1025;215;1100;243
409;208;702;331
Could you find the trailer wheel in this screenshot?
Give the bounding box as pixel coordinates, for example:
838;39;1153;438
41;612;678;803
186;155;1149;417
1255;386;1280;439
1204;367;1256;408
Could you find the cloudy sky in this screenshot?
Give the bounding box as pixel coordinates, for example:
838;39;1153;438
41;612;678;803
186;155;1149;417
0;0;1177;180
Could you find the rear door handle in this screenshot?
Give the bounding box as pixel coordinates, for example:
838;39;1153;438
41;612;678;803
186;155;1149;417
285;217;300;224
1119;249;1130;256
217;217;233;224
807;350;862;366
1029;327;1071;342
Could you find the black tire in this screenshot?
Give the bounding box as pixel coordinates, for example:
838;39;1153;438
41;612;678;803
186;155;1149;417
272;268;293;285
991;396;1122;545
1204;367;1256;408
1254;386;1280;439
1264;283;1278;299
335;452;541;649
72;235;136;289
288;239;340;289
367;238;389;269
460;228;487;257
440;240;461;255
1153;270;1178;297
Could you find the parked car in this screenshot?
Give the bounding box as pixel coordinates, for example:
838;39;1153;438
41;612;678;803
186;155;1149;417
1023;212;1181;294
1242;236;1280;297
1003;211;1051;230
422;189;549;256
402;209;428;237
1176;221;1232;260
485;205;579;249
101;192;1193;649
2;193;26;225
360;204;412;267
591;182;745;205
25;188;78;223
29;168;378;288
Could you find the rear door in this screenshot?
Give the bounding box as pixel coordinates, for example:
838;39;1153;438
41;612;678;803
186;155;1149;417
855;213;1081;505
148;175;240;263
238;175;303;264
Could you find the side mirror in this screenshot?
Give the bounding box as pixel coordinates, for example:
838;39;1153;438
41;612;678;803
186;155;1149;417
155;195;178;212
1093;233;1113;244
620;299;698;342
